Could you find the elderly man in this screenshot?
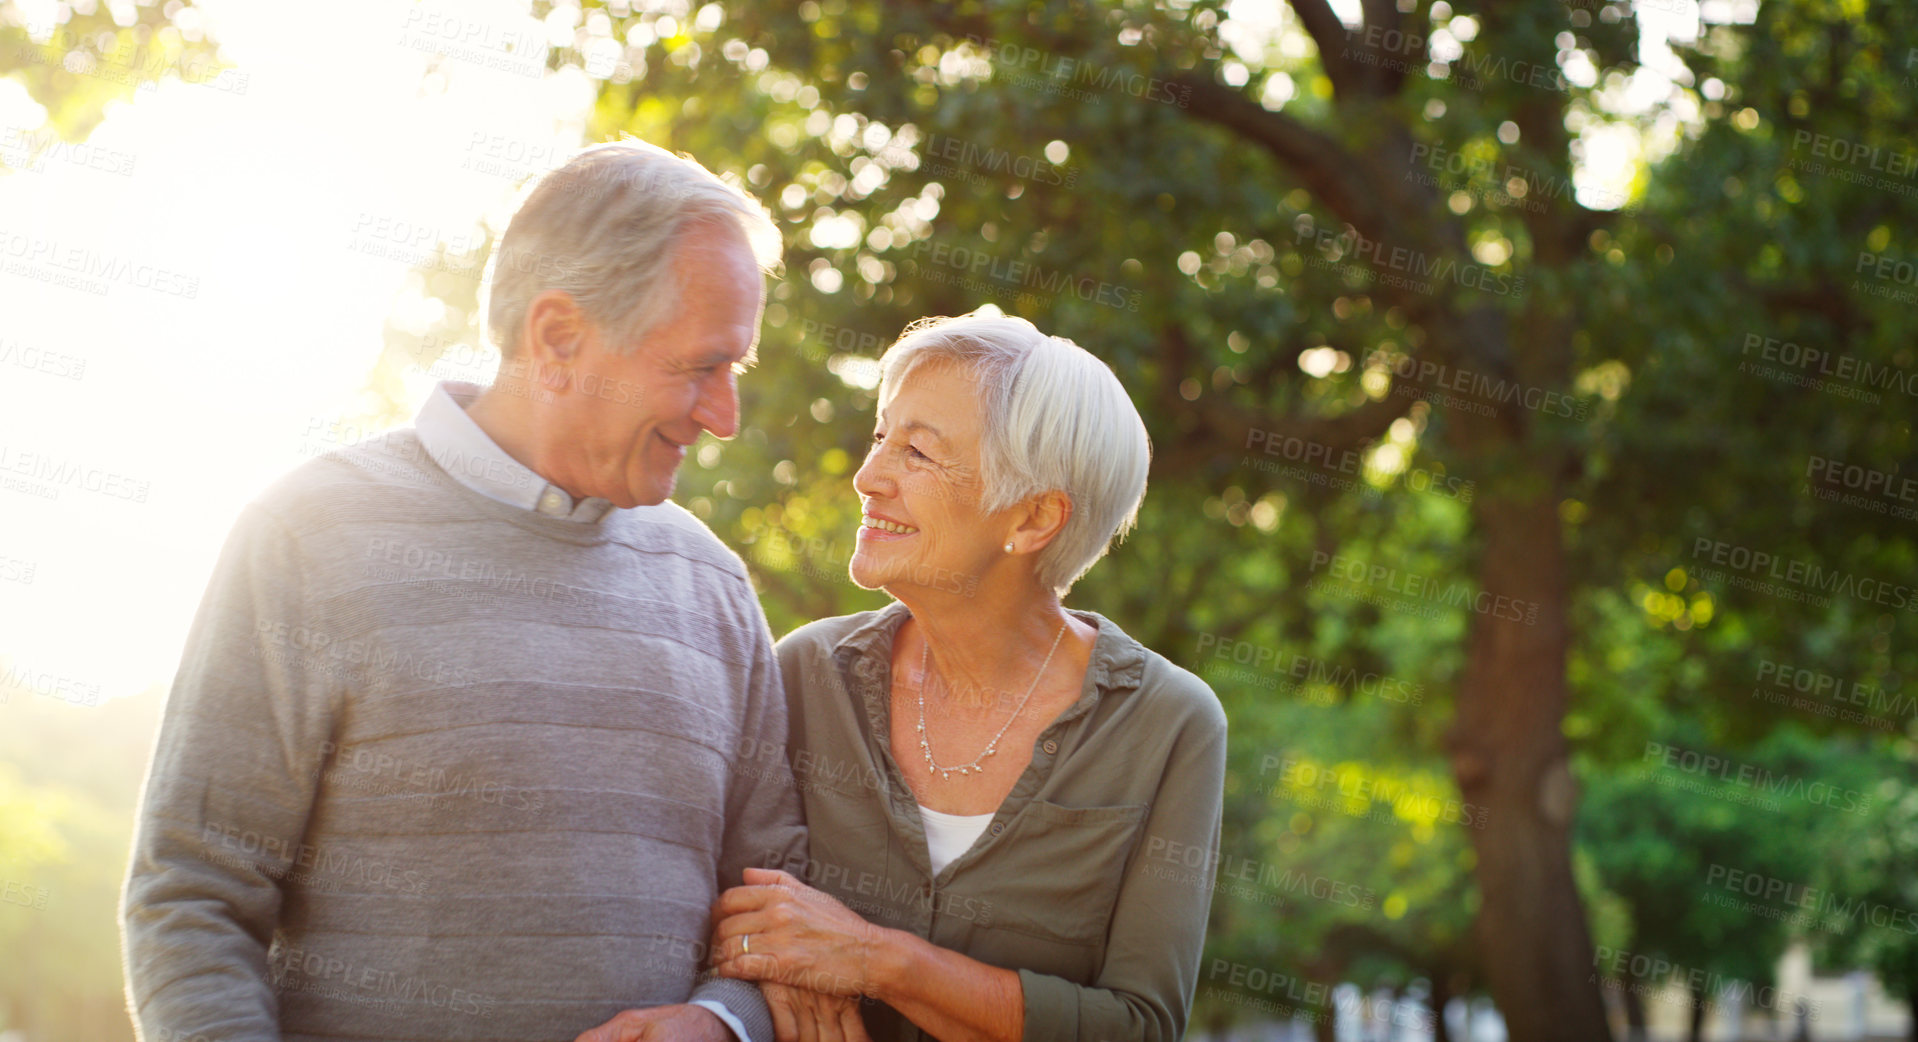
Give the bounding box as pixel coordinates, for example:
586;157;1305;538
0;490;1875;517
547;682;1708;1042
121;141;806;1042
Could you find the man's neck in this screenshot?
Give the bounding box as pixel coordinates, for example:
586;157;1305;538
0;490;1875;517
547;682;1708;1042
464;383;587;499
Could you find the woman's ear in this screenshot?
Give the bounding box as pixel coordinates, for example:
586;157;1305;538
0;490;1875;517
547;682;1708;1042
1011;489;1073;552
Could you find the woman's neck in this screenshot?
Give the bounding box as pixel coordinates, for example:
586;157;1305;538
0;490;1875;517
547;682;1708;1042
894;588;1089;709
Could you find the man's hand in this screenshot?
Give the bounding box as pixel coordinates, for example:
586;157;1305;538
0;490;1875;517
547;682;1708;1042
574;1003;732;1042
762;982;873;1042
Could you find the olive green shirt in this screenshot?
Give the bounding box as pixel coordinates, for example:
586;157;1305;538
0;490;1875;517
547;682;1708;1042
766;603;1227;1042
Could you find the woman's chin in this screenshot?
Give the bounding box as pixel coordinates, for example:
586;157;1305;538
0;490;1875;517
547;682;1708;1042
847;554;885;591
848;549;919;594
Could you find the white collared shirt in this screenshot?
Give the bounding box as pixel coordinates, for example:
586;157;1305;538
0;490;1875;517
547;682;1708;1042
414;380;615;523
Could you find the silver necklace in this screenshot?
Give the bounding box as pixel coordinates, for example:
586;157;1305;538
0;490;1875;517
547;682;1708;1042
914;619;1068;781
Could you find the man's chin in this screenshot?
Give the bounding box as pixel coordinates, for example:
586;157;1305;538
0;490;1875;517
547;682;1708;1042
598;485;668;510
602;463;678;509
630;473;677;509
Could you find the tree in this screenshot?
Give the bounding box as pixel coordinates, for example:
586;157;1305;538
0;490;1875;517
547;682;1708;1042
532;0;1650;1032
376;0;1918;1035
1578;718;1876;1042
0;0;226;149
1816;766;1918;1040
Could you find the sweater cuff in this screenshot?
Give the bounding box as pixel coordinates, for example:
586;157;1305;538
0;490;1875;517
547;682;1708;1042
690;999;750;1042
1017;968;1081;1042
690;977;772;1042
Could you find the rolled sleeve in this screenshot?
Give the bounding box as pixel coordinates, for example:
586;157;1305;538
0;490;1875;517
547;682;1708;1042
1017;702;1228;1042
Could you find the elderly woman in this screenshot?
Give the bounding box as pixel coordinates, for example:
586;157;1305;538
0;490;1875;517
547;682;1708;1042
708;311;1228;1041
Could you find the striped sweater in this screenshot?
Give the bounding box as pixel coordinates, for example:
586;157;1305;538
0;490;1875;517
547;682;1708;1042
122;428;806;1042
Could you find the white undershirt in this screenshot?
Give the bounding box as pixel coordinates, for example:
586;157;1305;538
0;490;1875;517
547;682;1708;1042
917;803;995;875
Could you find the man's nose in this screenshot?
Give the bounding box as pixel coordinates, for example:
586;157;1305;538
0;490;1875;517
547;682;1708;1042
693;371;739;440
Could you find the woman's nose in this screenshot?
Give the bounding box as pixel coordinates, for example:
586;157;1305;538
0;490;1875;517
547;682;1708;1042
853;443;893;500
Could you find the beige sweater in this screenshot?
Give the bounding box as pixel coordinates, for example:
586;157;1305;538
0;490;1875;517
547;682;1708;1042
121;429;806;1042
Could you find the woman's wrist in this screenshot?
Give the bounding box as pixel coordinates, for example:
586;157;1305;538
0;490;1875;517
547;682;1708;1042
858;921;917;1004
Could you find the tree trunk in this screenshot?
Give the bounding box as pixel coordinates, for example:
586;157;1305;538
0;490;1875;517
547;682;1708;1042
1316;994;1339;1042
1687;983;1708;1042
1622;962;1649;1042
1447;484;1613;1042
1431;972;1454;1042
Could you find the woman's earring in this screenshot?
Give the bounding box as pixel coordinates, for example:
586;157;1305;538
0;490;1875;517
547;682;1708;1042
1004;542;1014;553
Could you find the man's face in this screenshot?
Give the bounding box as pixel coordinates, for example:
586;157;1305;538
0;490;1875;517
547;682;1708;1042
564;220;764;508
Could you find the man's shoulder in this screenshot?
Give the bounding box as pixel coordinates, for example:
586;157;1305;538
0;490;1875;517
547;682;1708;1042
608;500;752;584
251;430;440;533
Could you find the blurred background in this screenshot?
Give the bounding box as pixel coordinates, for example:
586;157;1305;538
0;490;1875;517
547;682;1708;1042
1;0;1914;1039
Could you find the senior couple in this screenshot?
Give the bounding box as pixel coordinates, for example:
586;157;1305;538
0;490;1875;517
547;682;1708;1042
121;140;1226;1042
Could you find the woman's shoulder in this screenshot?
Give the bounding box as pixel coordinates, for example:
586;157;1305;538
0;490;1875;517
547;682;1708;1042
1091;615;1229;741
774;605;902;663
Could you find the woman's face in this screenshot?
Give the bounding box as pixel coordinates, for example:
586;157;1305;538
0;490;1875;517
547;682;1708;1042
849;360;999;598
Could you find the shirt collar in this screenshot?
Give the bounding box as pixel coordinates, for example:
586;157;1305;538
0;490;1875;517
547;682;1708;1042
833;600;1148;711
414;380;615;524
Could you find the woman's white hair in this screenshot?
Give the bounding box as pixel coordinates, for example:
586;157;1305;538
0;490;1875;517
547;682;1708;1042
484;138;781;358
878;310;1151;597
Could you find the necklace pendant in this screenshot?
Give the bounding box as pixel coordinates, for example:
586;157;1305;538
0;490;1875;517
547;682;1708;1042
915;617;1069;788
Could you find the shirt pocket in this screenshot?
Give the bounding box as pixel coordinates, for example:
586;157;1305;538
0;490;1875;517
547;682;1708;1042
985;799;1148;947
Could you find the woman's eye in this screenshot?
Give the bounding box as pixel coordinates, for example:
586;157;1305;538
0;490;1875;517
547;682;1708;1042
908;445;929;460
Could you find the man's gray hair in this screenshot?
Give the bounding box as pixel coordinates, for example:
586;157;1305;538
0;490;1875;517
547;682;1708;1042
878;311;1151;597
484;138;782;358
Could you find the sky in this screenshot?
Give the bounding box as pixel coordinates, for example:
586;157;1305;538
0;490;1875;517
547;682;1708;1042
0;0;1722;706
0;0;596;702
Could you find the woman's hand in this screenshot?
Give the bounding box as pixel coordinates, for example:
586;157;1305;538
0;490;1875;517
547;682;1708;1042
711;867;884;997
761;981;874;1042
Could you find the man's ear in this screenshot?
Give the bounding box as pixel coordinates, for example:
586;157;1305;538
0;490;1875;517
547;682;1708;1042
522;289;591;366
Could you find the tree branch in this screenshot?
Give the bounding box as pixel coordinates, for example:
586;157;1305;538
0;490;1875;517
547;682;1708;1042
1352;0;1420;97
1287;0;1367;99
1149;320;1418;477
1175;72;1405;246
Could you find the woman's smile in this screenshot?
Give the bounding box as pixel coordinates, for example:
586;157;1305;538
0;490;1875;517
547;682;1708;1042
858;512;920;538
